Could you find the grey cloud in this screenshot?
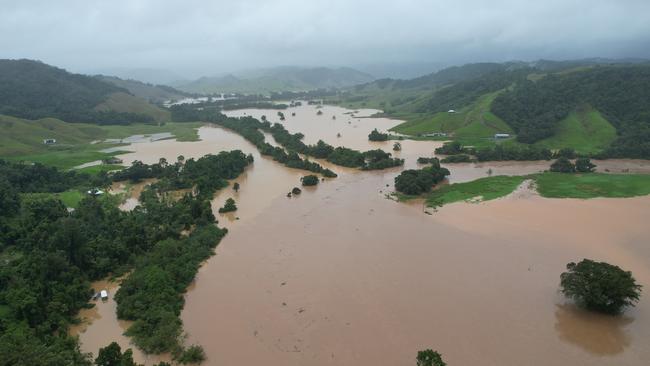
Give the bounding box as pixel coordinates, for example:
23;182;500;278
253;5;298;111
1;0;649;78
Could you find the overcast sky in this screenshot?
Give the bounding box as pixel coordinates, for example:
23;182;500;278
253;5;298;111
1;0;650;79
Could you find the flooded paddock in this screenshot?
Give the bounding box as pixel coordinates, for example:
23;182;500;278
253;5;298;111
73;103;650;365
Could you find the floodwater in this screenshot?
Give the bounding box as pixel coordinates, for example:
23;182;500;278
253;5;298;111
74;103;650;365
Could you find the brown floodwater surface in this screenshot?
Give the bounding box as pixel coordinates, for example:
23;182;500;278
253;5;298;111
73;105;650;365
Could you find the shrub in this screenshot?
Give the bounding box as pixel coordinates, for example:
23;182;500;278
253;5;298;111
560;259;642;314
175;344;206;364
441;154;472;163
301;175;319;186
575;157;596;173
550;157;576;173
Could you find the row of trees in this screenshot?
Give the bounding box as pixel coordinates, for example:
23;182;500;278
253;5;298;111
550;157;596;173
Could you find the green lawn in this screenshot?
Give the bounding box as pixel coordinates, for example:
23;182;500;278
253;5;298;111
535;106;616;154
21;190;85;208
534;172;650;199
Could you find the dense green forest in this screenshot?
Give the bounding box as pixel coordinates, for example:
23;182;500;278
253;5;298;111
492;65;650;146
0;152;252;364
0;59;159;124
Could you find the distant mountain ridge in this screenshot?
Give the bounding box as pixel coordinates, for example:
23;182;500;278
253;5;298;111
96;75;192;103
174;66;375;94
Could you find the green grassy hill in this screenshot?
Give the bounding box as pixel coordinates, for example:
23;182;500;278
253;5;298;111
535;105;617;154
389;91;513;146
95;92;171;122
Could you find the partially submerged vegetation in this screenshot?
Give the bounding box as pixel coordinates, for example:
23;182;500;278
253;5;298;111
424;175;528;207
560;259;641;315
398;171;650;208
174;105;404;173
0;152;252;364
394;158;450;195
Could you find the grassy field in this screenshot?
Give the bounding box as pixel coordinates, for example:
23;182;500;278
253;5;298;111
415;172;650;208
21;190;85;208
0;115;202;169
535;172;650;199
77;164;125;174
425;175;527;207
535;105;617;154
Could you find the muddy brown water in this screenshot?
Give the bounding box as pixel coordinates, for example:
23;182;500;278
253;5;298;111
73;104;650;365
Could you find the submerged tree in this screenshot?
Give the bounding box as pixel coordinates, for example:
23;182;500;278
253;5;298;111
96;342;140;366
550;157;576;173
560;259;642;314
416;349;446;366
393;142;402;151
233;182;240;192
575;157;596;173
368;128;389;141
218;198;237;213
301;175;319;186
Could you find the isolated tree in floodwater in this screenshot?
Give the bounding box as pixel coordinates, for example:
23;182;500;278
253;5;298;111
550;157;575;173
560;259;642;314
575;157;596;173
218;198;237;213
301;174;319;186
233;182;240;192
416;349;446;366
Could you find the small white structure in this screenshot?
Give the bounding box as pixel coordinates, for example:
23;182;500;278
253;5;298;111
43;139;56;145
87;189;105;196
494;133;511;139
424;132;448;137
100;290;108;300
447;109;456;113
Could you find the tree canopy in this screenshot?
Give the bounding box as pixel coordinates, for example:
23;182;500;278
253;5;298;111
560;259;642;314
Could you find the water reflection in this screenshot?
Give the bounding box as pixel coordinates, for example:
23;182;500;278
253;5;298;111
555;303;633;355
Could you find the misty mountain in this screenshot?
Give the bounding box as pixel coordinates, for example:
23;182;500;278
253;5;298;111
96;75;192;103
87;67;186;85
174;66;375;94
0;59;169;124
